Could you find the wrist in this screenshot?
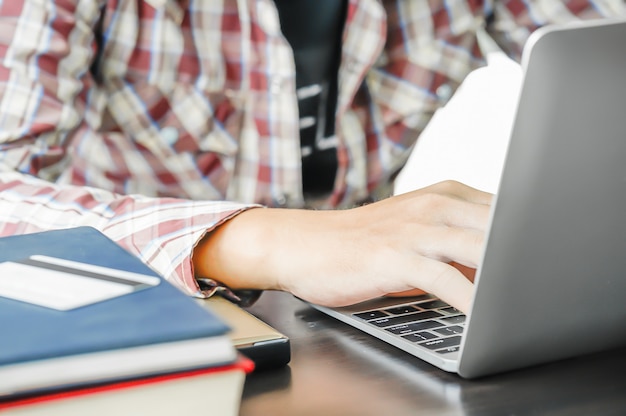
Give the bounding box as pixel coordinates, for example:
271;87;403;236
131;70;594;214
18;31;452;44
193;207;283;292
193;207;347;295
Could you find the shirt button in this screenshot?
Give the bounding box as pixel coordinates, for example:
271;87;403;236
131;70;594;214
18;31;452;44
345;60;359;73
274;194;288;207
270;76;283;95
436;83;454;103
160;127;179;146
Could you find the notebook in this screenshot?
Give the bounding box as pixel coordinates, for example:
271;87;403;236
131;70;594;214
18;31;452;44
311;18;626;379
0;227;238;398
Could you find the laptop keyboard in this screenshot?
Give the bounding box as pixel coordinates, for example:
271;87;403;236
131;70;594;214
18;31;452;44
352;295;466;355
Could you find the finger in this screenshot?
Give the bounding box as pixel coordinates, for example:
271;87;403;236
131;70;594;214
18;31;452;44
454;185;493;206
433;197;492;231
420;226;485;269
415;259;475;314
429;180;493;205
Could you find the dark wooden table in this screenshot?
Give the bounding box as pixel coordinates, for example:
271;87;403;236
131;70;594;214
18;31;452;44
240;291;626;416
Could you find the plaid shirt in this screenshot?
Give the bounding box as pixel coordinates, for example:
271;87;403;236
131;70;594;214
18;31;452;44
0;0;622;296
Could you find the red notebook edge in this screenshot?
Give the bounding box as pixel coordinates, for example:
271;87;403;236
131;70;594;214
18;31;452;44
0;355;255;410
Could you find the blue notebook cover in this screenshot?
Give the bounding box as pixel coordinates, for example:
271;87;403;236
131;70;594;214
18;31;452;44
0;227;233;396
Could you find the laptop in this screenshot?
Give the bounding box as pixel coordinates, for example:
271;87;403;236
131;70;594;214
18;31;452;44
312;18;626;379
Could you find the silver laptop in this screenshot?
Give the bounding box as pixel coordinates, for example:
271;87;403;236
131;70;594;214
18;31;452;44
312;18;626;379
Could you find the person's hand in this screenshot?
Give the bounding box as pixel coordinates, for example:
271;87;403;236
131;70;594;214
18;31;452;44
193;181;492;314
385;261;477;299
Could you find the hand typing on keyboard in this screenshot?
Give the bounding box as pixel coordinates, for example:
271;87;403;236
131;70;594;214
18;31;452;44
195;181;492;314
386;261;477;299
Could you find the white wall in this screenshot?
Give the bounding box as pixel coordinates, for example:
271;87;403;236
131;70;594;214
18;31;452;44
393;50;523;196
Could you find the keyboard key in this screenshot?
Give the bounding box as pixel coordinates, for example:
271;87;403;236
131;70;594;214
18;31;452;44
384;305;418;315
417;300;449;310
370;310;444;328
402;331;438;342
441;315;466;324
386;325;414;335
419;336;462;350
353;310;388;321
434;326;464;336
386;320;443;335
441;307;461;315
436;346;460;354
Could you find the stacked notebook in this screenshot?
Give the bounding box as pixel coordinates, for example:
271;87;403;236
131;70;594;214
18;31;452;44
0;227;253;415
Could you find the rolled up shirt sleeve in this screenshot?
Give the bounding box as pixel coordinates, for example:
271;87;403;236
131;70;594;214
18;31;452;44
0;170;258;296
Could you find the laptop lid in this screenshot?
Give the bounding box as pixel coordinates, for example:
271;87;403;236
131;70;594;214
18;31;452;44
458;17;626;378
312;18;626;379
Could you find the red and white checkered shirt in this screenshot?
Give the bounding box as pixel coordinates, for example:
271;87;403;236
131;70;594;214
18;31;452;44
0;0;622;296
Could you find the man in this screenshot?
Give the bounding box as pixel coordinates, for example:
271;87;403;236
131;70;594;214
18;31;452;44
0;0;622;312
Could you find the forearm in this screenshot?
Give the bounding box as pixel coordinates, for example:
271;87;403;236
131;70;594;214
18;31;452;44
0;171;257;295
